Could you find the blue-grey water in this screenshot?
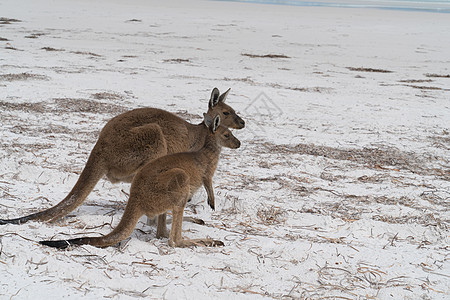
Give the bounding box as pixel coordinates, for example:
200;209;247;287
214;0;450;13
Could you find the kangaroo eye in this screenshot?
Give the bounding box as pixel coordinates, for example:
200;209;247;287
224;134;230;138
223;112;230;116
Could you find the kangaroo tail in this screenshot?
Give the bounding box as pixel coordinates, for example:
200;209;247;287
1;149;106;225
40;201;143;249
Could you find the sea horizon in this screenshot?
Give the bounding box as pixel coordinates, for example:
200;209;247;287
213;0;450;13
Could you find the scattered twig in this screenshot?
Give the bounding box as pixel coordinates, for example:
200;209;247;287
383;232;399;249
242;53;290;59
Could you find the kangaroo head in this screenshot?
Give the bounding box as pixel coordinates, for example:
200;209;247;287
204;114;241;149
206;88;245;130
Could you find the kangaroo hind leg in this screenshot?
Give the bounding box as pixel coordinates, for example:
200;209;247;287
148;168;189;241
165;171;223;248
169;205;223;248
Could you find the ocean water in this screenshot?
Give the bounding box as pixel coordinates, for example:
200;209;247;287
214;0;450;13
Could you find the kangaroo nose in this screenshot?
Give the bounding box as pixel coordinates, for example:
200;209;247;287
239;119;245;128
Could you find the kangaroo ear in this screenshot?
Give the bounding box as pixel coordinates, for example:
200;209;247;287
212;115;220;133
204;113;213;128
218;88;231;103
209;88;220;108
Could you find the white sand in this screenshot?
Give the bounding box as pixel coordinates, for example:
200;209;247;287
1;0;449;299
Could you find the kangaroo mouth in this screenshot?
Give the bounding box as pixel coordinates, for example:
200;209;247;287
232;122;245;129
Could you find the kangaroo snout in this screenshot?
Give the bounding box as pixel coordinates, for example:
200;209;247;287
234;139;241;149
234;117;245;129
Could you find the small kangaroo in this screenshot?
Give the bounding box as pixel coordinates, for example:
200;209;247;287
40;115;240;249
0;88;244;225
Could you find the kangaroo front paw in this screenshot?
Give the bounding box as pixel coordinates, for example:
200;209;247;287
187;217;205;225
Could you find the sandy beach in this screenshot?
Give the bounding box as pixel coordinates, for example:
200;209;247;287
1;0;449;299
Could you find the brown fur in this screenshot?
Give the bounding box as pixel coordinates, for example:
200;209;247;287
0;88;244;225
40;115;240;248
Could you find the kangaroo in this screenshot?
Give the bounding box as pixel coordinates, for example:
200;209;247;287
0;88;245;225
39;115;240;249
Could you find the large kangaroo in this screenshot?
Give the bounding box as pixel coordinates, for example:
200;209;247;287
40;115;240;249
1;88;244;225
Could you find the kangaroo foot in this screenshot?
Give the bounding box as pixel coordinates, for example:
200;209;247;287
161;216;205;225
173;238;224;248
191;238;223;247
